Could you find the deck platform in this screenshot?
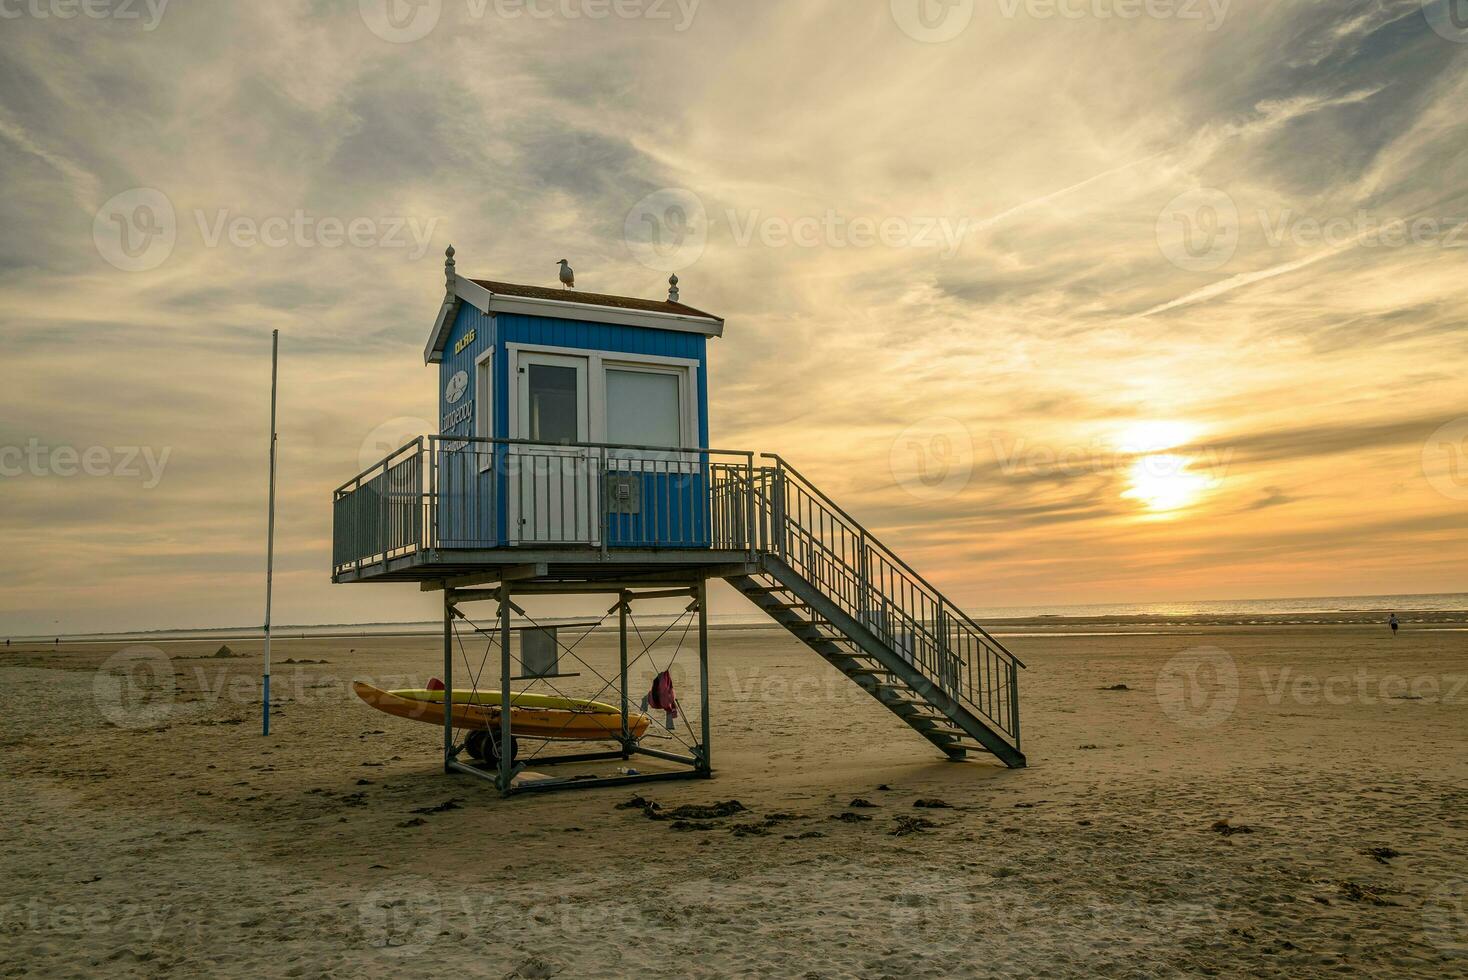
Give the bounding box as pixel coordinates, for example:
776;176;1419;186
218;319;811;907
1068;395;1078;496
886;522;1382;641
334;547;760;586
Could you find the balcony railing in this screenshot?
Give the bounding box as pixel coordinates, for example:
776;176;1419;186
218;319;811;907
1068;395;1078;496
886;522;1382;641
332;436;758;575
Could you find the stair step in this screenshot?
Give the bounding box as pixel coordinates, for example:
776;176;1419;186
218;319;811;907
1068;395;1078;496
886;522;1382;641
726;564;1025;769
907;720;969;738
917;726;969;740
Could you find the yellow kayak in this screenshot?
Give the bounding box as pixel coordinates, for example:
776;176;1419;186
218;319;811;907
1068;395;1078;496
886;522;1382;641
353;683;651;741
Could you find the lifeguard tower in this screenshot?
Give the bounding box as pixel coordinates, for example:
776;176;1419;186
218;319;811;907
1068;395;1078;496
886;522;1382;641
332;248;1025;795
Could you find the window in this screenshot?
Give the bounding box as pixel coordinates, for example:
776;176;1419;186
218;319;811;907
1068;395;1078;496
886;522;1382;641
606;367;681;447
526;363;581;444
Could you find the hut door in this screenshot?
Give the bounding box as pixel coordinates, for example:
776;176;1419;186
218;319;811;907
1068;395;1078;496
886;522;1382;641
509;352;597;545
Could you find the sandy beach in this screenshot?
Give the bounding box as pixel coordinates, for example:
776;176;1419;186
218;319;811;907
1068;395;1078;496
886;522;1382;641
2;619;1465;978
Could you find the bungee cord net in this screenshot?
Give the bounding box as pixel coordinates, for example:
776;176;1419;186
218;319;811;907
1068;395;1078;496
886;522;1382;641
446;593;705;770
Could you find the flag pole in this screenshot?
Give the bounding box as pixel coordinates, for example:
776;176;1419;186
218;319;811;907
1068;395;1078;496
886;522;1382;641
263;329;279;736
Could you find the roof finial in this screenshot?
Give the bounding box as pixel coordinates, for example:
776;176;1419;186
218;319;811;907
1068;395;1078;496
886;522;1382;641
444;244;456;291
667;273;680;303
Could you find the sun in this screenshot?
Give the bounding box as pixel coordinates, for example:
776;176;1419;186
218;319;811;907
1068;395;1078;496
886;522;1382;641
1113;422;1213;516
1123;454;1211;514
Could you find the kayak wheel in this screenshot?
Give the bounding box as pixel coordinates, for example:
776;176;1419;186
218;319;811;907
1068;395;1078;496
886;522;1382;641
464;730;488;761
464;730;519;767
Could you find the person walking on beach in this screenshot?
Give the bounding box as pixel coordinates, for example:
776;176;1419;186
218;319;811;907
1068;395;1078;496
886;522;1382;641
1388;613;1399;638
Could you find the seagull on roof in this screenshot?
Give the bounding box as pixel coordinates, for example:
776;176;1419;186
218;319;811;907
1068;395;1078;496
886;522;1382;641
556;259;575;289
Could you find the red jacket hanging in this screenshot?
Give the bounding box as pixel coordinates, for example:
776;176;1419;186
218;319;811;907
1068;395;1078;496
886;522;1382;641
643;670;679;730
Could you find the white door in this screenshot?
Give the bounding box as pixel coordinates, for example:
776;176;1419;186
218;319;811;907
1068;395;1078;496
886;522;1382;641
510;352;597;545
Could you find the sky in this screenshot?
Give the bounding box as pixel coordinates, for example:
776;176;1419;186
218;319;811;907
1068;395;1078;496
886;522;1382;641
1;0;1466;635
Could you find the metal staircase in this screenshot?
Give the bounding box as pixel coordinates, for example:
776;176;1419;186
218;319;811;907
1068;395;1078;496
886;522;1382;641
729;456;1026;768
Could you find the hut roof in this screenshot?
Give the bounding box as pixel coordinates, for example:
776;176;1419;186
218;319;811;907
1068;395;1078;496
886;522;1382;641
467;279;722;322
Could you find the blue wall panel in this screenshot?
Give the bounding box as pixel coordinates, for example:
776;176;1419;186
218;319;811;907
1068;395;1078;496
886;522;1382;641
435;306;713;550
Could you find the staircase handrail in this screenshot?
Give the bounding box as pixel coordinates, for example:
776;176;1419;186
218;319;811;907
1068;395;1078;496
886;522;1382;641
760;453;1026;670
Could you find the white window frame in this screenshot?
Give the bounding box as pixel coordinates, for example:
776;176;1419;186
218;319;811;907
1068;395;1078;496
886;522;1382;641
603;360;691;449
474;348;494;472
505;342;700;450
511;349;591;445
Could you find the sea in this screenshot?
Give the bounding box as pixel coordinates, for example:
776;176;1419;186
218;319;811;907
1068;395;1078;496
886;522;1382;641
12;593;1467;644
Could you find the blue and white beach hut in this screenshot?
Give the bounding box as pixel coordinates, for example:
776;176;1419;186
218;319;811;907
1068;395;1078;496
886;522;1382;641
332;248;1025;795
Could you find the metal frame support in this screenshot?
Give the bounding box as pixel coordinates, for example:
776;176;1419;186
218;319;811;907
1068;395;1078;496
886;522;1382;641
619;591;631;757
498;584;514;792
442;588;455;772
438;577;716;797
697;577;712;775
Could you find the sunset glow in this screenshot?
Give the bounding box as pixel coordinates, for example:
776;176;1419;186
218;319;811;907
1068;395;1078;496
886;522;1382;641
1123;454;1213;515
1;3;1466;633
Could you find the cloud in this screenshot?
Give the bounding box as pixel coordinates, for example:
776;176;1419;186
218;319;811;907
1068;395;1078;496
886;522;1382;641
1;2;1465;632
